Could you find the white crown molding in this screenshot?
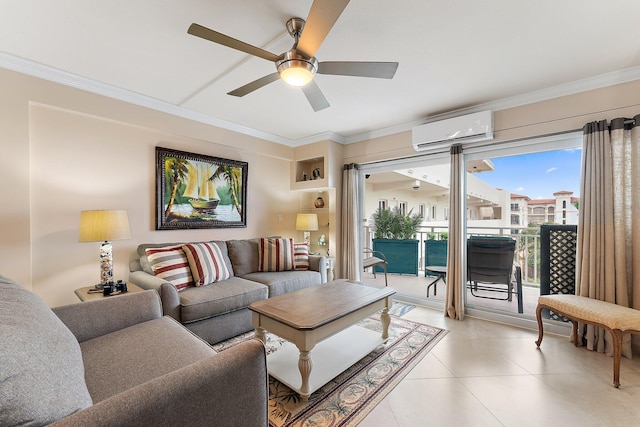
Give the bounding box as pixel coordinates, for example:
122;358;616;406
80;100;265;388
0;52;298;147
294;131;346;145
2;51;639;147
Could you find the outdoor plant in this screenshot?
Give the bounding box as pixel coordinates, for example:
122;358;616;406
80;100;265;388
427;231;448;240
371;207;422;240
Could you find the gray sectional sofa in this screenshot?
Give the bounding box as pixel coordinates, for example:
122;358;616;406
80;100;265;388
0;275;268;427
129;238;327;344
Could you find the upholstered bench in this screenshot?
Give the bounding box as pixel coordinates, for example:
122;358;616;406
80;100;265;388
535;294;640;388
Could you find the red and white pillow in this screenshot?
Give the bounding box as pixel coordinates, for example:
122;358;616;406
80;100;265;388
293;243;310;271
182;242;232;286
258;237;295;272
145;245;194;291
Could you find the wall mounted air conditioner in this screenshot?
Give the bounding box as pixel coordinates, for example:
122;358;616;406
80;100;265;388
412;110;494;152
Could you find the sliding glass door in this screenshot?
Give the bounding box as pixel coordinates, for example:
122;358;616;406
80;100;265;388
360;153;449;309
358;132;582;325
463;133;582;319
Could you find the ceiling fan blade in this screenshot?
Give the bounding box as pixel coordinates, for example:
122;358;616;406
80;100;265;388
318;61;399;79
297;0;350;57
228;73;280;97
302;80;330;112
188;23;281;62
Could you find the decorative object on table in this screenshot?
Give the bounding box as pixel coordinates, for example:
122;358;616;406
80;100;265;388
214;313;446;427
317;234;326;246
79;209;131;289
313;196;324;208
156;147;248;230
295;213;318;245
311;167;321;180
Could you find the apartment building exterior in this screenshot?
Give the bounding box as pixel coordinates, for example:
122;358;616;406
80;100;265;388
511;190;579;226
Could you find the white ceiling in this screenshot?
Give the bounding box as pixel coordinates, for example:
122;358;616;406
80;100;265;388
1;0;640;146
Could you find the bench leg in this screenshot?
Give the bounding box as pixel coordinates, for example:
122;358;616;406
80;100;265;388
612;329;623;388
535;304;544;347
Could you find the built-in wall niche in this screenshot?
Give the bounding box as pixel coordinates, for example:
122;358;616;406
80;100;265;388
297;189;335;257
292;156;327;190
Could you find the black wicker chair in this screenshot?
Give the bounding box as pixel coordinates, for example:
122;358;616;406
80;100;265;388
363;247;388;286
467;236;523;313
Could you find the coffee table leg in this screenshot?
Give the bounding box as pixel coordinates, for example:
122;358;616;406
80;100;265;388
298;350;312;401
255;326;266;344
381;299;391;339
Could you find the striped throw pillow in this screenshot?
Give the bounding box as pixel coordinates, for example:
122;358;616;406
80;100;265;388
258;237;295;272
293;242;310;271
145;246;194;291
182;242;232;286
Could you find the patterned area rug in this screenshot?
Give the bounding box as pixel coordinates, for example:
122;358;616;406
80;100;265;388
213;311;446;427
388;301;415;317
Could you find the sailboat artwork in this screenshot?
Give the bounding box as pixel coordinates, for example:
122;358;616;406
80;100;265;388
183;162;220;210
156;147;248;230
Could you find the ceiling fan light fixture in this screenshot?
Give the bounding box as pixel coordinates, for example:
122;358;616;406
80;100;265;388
277;51;318;87
280;66;313;87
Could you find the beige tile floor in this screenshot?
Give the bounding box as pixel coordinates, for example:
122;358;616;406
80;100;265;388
359;305;640;427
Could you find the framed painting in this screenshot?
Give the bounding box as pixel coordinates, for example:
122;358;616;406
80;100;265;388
156;147;248;230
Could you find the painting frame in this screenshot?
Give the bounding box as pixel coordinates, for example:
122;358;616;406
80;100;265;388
156;147;248;230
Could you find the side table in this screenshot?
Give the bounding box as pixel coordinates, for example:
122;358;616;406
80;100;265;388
425;266;447;297
74;283;143;302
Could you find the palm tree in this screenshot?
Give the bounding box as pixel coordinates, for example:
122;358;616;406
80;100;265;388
164;157;189;219
210;166;243;216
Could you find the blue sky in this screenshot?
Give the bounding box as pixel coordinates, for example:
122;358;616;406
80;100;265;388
476;148;583;200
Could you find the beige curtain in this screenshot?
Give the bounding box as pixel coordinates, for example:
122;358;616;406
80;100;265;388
577;115;640;357
445;144;464;320
341;163;362;281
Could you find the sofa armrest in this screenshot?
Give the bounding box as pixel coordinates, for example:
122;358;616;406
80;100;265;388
53;290;163;343
50;339;268;427
309;255;328;283
160;282;181;321
128;270;166;292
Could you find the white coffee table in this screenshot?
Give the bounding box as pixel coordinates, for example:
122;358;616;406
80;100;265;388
248;279;395;400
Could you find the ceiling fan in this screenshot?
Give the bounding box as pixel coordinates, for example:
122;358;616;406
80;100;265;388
187;0;398;112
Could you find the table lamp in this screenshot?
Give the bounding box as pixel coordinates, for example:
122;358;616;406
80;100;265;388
79;209;131;288
296;213;318;245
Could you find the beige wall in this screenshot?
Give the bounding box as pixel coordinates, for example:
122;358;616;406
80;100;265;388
344;79;640;164
0;68;300;306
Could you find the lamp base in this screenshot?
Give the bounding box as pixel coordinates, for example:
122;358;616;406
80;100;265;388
303;231;311;245
99;241;114;287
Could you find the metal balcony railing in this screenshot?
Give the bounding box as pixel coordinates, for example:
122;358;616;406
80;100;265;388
364;225;542;287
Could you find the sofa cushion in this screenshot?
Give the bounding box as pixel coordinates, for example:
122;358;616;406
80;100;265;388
178;277;268;324
182;242;232;286
138;241;233;276
242;270;321;297
145;245;194;291
0;275;93;426
294;242;310;270
226;238;260;276
80;316;215;403
258;237;295;272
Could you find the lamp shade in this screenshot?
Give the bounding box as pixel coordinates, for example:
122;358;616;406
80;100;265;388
79;210;131;242
295;213;319;231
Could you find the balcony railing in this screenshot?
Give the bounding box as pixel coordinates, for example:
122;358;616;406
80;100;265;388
364;225;542;287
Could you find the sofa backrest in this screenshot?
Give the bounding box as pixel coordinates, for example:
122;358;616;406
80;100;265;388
0;275;93;425
226;238;260;276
